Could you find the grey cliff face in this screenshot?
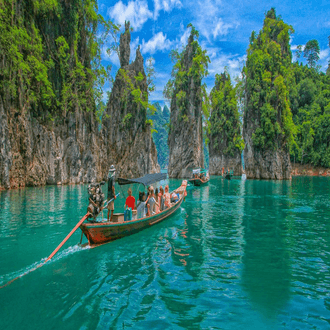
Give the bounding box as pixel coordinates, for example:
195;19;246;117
0;95;105;190
209;154;242;176
167;34;204;178
243;105;291;180
243;129;292;180
209;129;242;176
0;98;12;189
119;21;131;67
101;21;160;178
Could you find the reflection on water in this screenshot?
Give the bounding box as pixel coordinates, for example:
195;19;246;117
241;181;292;315
1;177;330;329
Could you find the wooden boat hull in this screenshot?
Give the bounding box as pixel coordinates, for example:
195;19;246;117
188;178;209;186
80;184;186;245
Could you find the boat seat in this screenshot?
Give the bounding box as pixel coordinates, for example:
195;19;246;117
112;213;124;223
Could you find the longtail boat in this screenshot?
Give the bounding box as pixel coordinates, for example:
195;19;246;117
188;168;210;186
0;173;188;288
80;174;187;245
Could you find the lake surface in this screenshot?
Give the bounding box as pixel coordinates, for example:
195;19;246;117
1;176;330;329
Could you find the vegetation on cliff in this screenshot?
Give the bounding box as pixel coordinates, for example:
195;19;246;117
209;71;244;156
0;0;116;120
164;24;210;128
290;53;330;167
243;8;296;153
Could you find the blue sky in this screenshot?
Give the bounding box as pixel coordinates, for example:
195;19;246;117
97;0;330;106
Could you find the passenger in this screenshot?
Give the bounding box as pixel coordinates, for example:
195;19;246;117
155;188;160;213
170;191;179;203
107;165;116;222
145;186;152;216
124;188;136;210
137;192;146;219
158;186;165;211
164;185;171;209
145;188;159;215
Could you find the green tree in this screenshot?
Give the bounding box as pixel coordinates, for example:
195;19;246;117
303;39;320;69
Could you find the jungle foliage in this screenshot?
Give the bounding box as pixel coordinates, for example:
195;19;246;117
243;8;296;152
290;62;330;167
242;7;330;167
209;71;244;156
0;0;117;121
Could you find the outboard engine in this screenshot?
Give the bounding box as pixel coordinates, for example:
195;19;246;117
87;181;105;220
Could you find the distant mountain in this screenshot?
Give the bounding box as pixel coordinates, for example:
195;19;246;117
148;103;170;169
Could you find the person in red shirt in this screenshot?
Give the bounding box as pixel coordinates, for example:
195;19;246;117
125;188;136;211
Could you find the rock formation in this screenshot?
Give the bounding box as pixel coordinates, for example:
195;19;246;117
101;21;160;178
209;72;243;176
0;95;105;189
242;8;294;180
0;1;107;189
0;3;159;190
167;32;206;178
243;134;292;180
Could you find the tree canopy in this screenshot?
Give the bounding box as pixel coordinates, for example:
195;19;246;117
243;7;296;152
209;71;244;156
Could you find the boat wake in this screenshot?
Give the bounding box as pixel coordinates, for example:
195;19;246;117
0;244;90;289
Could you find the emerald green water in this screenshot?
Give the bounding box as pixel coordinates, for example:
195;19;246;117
1;177;330;329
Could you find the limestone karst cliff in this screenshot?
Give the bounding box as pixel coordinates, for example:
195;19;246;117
242;8;294;180
209;72;243;176
166;28;209;178
0;1;159;189
0;96;105;189
0;1;108;189
101;22;160;178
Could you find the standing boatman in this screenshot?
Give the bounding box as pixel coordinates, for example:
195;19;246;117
107;165;116;222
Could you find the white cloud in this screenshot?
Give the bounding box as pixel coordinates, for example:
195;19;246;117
213;18;233;39
208;52;246;79
179;28;190;49
108;0;153;31
319;48;330;60
153;0;182;19
141;32;173;54
102;45;120;66
190;0;236;41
